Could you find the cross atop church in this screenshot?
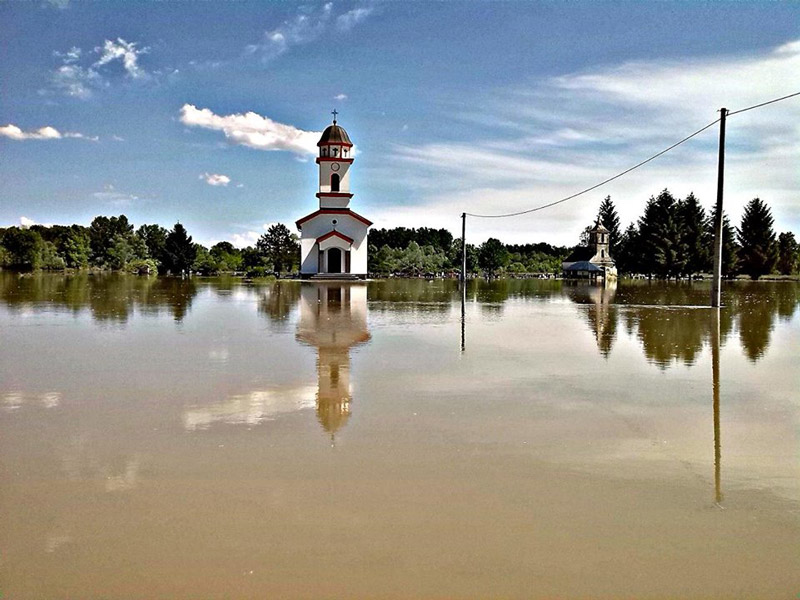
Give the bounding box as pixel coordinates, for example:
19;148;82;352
331;109;338;124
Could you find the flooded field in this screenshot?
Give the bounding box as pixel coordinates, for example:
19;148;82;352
1;272;798;599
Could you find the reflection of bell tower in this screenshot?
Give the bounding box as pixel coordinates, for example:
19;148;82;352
566;282;618;357
295;283;370;439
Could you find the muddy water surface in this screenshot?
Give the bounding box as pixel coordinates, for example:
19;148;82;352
1;273;798;599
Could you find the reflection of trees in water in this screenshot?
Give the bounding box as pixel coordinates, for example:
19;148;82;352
0;272;198;322
368;279;458;314
257;281;301;325
623;307;714;368
569;280;797;366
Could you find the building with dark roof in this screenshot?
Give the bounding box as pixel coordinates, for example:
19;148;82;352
562;220;618;281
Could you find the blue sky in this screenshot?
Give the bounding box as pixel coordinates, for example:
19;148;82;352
1;1;798;247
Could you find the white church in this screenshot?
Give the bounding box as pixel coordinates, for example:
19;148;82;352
296;113;372;279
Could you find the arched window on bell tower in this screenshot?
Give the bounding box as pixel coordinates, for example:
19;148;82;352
331;173;340;192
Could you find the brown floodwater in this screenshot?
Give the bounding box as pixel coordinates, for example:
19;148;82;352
1;272;798;599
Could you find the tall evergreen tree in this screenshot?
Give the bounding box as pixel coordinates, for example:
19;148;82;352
164;222;197;275
737;197;778;280
597;196;621;256
777;232;799;275
707;205;739;278
615;223;641;274
678;192;709;276
637;189;687;279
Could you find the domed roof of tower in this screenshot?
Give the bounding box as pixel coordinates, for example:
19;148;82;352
317;122;352;146
591;219;609;233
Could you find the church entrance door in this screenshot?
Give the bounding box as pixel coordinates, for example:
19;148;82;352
328;248;342;273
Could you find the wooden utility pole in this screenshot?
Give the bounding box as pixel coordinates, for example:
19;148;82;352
711;108;728;307
461;213;467;284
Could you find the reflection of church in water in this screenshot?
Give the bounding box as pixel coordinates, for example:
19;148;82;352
565;282;618;358
296;283;371;438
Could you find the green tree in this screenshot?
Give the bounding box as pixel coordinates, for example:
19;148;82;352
615;223;641;274
478;238;509;277
40;241;65;270
256;224;299;275
89;215;134;267
777;232;799;275
210;241;243;272
164;222;197;274
136;224;168;269
193;244;219;275
678;192;709;276
737;197;778;280
638;189;687;279
597;196;621;256
1;227;43;269
61;227;91;268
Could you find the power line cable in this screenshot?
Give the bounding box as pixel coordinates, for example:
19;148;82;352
465;90;800;219
465;118;720;218
728;91;800;116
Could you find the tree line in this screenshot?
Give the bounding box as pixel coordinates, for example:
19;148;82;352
589;192;798;280
0;216;300;276
1;191;797;279
367;227;568;276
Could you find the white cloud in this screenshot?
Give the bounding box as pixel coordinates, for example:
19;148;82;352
180;104;320;155
94;38;148;79
0;123;97;141
229;223;278;248
1;124;62;140
20;216;36;228
231;231;261;248
236;183;245;188
200;172;231;186
336;7;373;31
334;93;348;101
386;39;800;245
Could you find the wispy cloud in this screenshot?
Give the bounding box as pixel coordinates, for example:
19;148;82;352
0;123;97;141
94;38;149;79
180;104;320;155
245;3;373;62
383;39;800;244
48;37;150;98
92;184;140;207
336;7;373;31
200;172;231;186
334;93;348;101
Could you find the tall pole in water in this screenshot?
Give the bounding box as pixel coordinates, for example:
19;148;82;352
711;108;727;307
461;213;467;284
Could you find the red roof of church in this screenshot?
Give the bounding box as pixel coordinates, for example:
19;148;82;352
316;230;354;244
296;208;373;229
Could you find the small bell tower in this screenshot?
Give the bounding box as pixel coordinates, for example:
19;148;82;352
316;110;354;210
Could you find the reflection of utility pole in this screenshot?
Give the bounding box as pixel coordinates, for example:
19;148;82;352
711;108;727;308
711;307;723;506
460;283;466;353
